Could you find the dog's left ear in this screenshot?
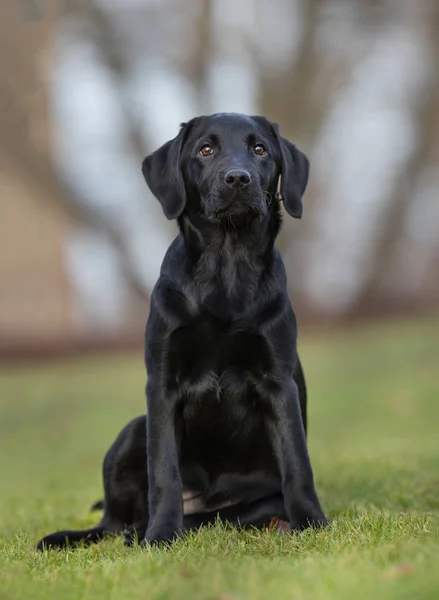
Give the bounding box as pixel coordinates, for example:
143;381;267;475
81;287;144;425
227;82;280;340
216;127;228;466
272;124;309;219
142;123;189;220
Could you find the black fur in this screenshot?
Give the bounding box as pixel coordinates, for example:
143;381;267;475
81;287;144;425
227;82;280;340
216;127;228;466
90;499;104;511
36;113;327;550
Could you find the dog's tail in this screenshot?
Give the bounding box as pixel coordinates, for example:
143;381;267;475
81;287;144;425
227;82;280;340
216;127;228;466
90;499;104;511
36;525;107;550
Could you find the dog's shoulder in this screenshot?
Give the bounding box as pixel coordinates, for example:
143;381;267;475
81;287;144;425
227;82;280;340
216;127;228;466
148;235;199;328
160;234;186;280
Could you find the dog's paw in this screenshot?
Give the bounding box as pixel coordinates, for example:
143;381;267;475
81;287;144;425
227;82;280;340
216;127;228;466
304;513;328;529
36;533;69;551
289;504;329;531
140;525;183;548
292;513;329;531
36;537;51;551
123;525;147;547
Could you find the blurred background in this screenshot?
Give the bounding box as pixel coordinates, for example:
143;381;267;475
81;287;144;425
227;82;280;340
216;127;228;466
2;6;439;594
1;0;439;359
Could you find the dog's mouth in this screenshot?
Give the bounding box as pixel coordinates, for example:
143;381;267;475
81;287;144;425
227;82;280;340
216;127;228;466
204;190;268;222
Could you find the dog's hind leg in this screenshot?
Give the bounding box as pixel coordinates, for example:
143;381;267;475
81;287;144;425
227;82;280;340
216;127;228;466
36;523;109;550
37;416;149;551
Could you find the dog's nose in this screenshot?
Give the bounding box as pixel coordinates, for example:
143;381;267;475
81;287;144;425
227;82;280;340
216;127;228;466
224;169;252;188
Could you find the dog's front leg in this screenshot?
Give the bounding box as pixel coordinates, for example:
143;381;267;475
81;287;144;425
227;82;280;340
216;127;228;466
267;379;328;531
143;378;183;546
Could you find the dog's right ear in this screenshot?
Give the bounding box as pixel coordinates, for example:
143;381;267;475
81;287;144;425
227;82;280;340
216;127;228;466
142;123;189;220
271;123;309;219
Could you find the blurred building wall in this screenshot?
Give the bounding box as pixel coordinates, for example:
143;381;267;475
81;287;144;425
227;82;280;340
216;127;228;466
0;160;72;345
0;2;77;349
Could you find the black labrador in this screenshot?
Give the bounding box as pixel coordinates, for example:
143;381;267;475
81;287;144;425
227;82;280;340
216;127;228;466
37;113;327;550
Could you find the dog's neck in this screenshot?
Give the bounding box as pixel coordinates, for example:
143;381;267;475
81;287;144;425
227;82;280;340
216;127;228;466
177;206;282;315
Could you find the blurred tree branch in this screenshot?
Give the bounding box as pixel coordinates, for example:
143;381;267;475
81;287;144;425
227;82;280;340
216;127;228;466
1;139;151;301
184;0;214;113
65;0;153;159
348;6;439;317
256;0;352;295
0;2;150;302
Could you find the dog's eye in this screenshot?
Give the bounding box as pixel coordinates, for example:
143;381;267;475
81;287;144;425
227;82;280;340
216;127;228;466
254;144;266;156
199;144;214;157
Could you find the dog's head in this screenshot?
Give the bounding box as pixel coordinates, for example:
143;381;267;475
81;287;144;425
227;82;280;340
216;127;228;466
142;113;309;222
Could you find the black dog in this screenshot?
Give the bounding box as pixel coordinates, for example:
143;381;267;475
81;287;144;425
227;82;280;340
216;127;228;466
37;113;327;550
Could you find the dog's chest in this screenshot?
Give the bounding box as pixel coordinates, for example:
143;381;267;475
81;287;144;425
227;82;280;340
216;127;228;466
193;249;261;316
168;318;280;471
168;318;276;399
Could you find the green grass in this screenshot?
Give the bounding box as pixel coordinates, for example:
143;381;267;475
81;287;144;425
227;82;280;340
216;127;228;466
1;318;438;599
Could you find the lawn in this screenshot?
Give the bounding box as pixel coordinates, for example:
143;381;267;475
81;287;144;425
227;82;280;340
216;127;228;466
1;318;438;599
